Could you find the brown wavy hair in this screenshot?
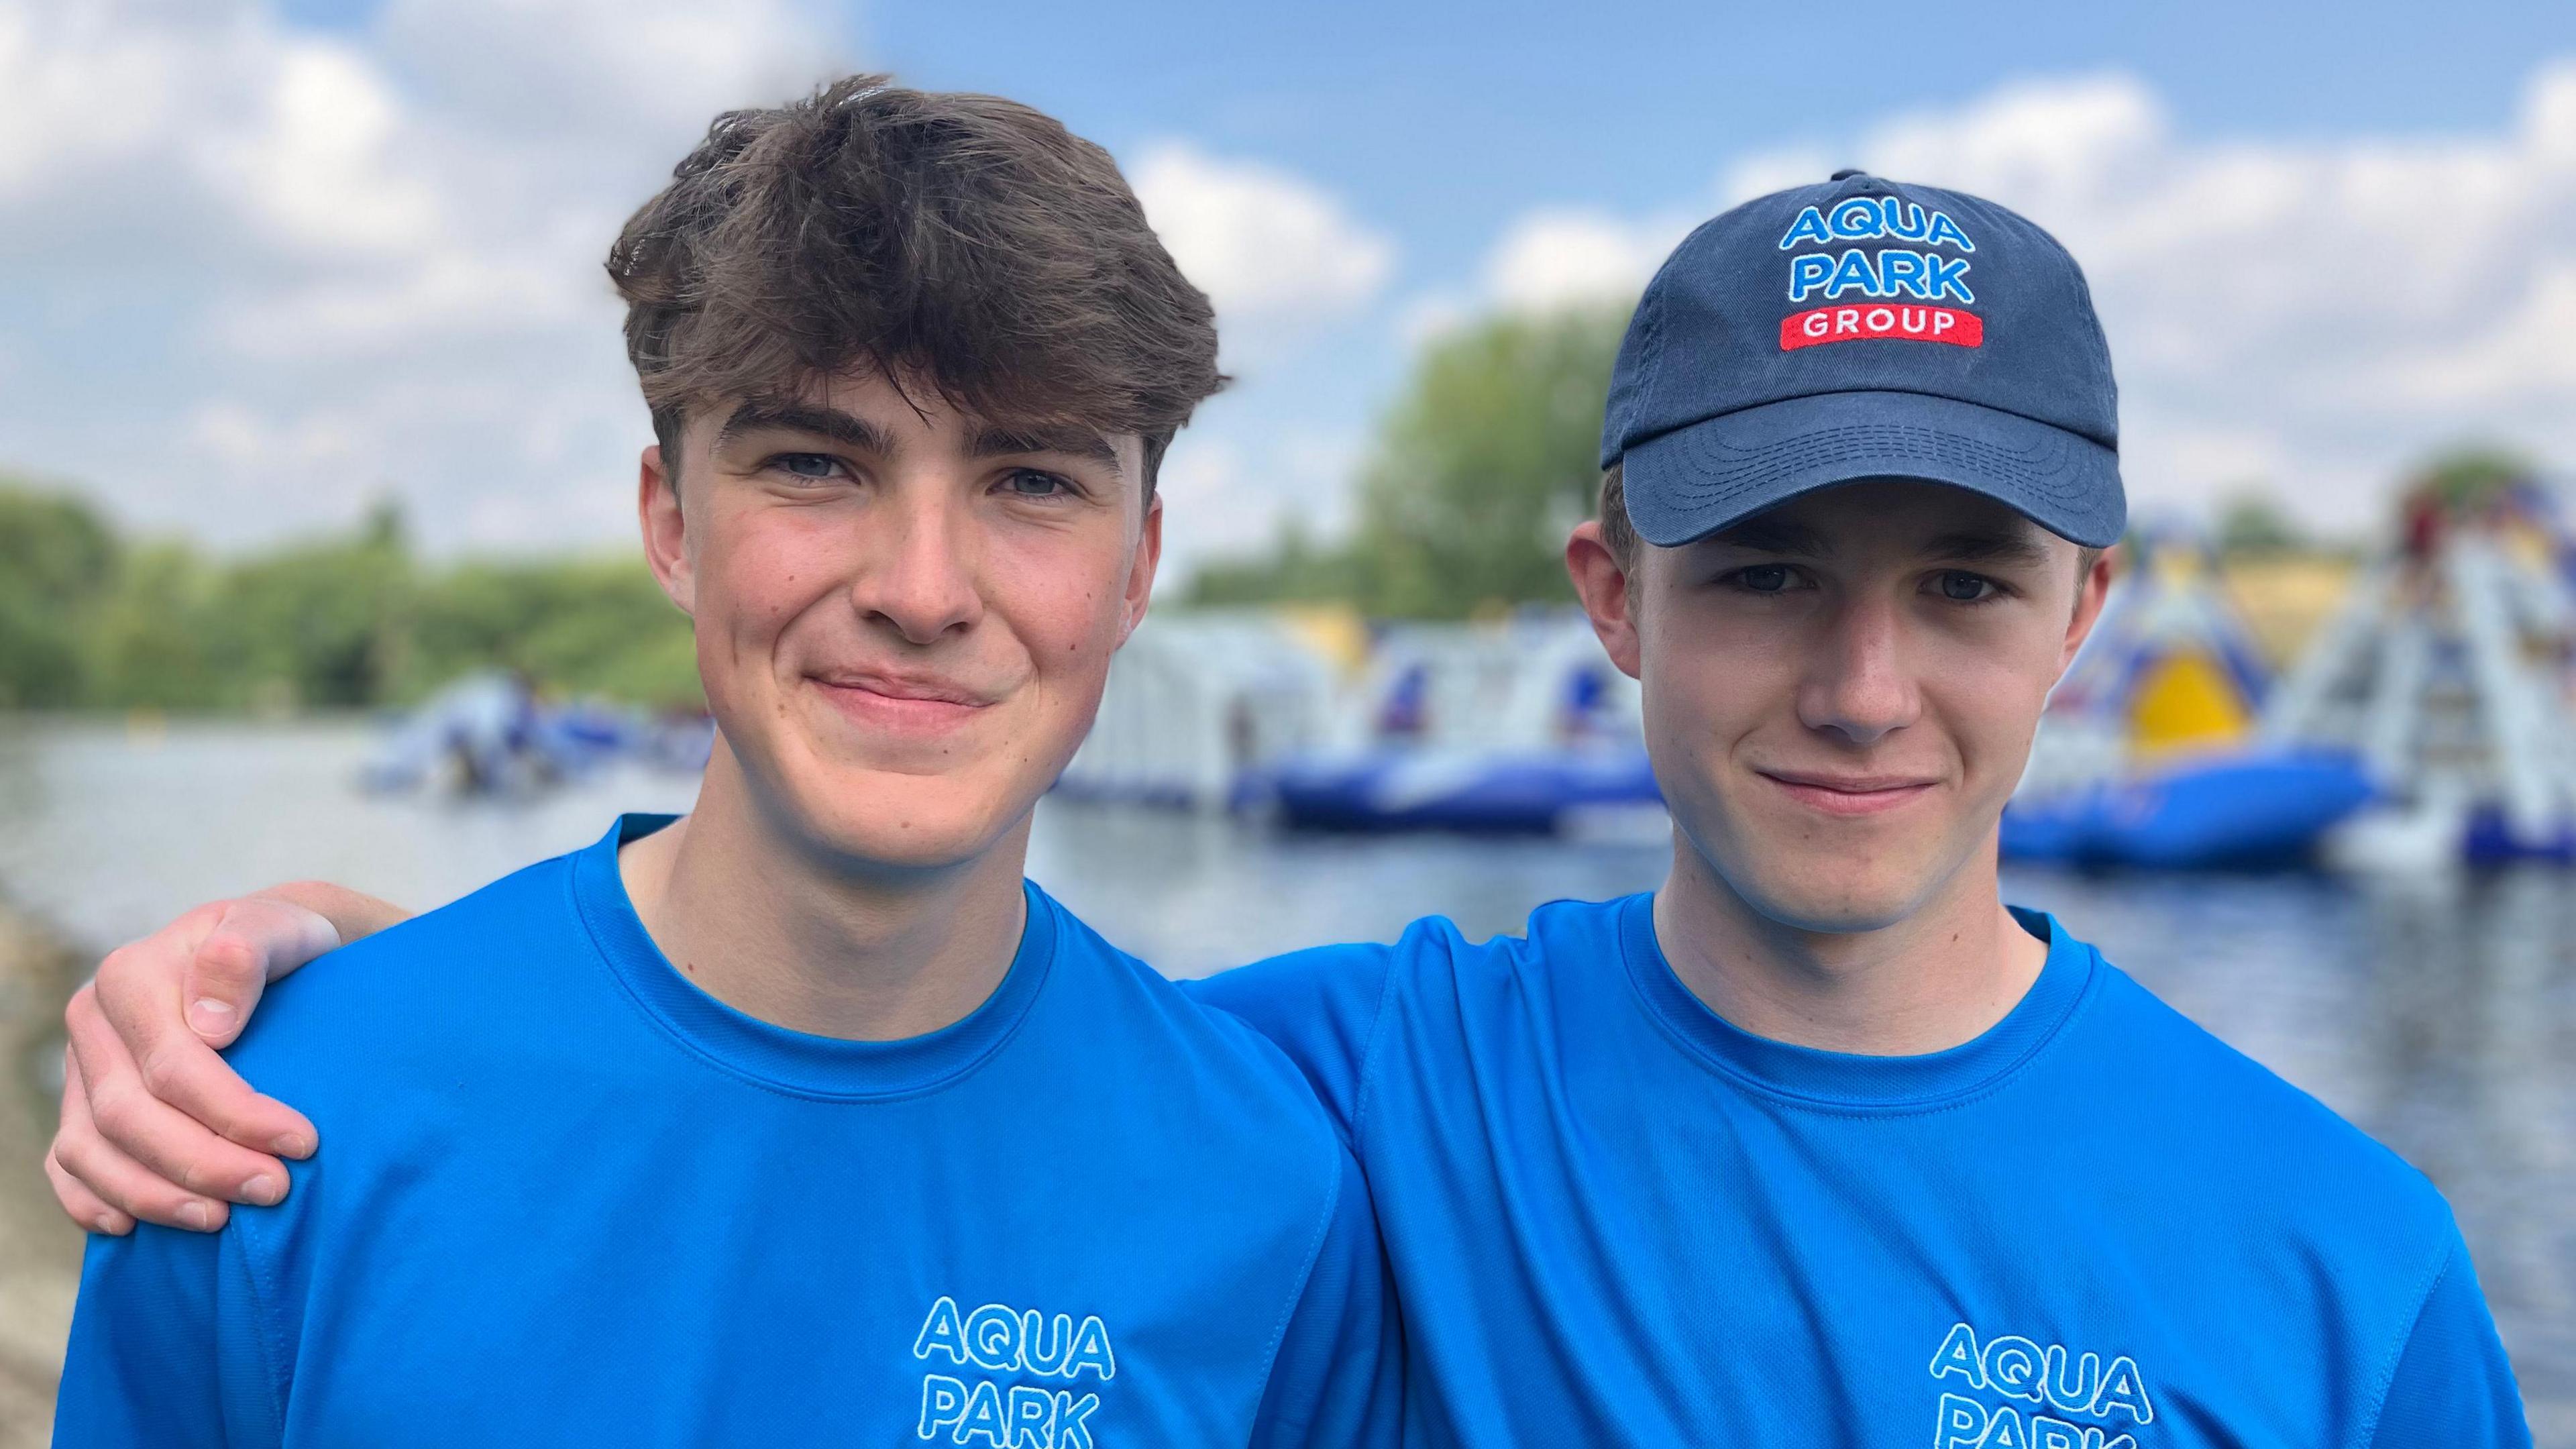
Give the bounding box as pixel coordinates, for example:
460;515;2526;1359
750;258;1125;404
608;74;1224;494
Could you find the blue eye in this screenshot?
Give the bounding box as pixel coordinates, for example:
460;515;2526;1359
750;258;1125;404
776;453;841;480
1936;572;1994;602
1003;469;1069;497
1737;564;1792;593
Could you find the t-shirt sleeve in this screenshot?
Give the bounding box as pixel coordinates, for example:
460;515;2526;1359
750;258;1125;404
2367;1225;2532;1448
53;1224;285;1446
1247;1146;1403;1448
1181;942;1399;1144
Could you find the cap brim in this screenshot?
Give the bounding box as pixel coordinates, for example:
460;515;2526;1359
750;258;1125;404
1620;390;2124;549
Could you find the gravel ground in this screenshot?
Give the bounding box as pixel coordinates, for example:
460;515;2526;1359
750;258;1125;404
0;900;83;1449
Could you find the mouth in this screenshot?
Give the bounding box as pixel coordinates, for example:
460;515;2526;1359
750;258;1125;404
1756;768;1941;818
806;670;997;735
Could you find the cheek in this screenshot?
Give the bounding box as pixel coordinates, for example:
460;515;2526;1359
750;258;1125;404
1644;600;1799;700
989;531;1133;671
1638;612;1790;760
700;508;847;637
1921;631;2059;764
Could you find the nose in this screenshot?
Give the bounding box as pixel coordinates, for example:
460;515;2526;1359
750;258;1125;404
849;488;981;646
1796;590;1921;747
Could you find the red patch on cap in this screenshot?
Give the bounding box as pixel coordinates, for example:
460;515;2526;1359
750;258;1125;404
1780;305;1982;351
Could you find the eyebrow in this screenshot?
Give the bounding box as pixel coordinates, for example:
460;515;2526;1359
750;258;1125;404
715;400;896;455
967;423;1122;471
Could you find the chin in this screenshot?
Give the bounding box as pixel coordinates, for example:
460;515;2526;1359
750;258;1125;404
824;773;1035;861
1725;850;1951;935
774;762;1040;873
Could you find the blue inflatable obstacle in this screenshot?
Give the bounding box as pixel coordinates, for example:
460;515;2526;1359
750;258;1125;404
1266;747;1661;833
360;672;715;798
2000;749;2375;869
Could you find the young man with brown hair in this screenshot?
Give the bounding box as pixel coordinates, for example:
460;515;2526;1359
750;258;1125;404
57;172;2531;1441
49;76;1398;1447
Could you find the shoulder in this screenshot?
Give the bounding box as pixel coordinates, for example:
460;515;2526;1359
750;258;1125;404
1034;893;1352;1148
1181;895;1638;1137
2069;948;2456;1252
225;851;590;1091
1362;892;1642;1020
1198;894;1635;1020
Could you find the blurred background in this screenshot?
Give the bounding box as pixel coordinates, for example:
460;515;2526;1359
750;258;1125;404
5;0;2576;1442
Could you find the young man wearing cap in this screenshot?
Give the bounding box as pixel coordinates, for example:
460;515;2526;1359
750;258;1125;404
54;172;2531;1444
46;78;1399;1446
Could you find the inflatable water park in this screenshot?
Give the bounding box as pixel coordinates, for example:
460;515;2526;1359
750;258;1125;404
1058;609;1659;834
2002;526;2377;869
359;671;712;798
2008;463;2576;869
2263;474;2576;867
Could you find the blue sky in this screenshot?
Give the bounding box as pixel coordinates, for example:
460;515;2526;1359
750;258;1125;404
879;0;2575;256
8;0;2576;569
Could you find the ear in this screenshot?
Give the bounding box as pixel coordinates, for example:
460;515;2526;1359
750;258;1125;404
638;444;694;616
1117;492;1163;647
1566;520;1643;680
2055;543;2118;676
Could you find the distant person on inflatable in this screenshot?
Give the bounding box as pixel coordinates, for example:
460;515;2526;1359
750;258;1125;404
51;166;2531;1442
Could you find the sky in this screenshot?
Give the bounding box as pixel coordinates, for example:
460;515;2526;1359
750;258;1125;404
6;0;2576;574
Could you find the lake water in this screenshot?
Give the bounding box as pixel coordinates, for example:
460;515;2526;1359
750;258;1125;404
1;717;2569;1440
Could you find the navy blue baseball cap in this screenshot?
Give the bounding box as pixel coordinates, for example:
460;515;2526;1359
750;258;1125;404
1601;170;2123;548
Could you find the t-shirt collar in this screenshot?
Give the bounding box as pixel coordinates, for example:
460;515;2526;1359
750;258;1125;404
1618;892;2095;1110
572;814;1055;1100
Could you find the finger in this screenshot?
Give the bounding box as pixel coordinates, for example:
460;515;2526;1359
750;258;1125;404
92;948;319;1160
51;1053;228;1232
46;1057;134;1236
46;1150;133;1236
186;898;337;1046
66;988;294;1208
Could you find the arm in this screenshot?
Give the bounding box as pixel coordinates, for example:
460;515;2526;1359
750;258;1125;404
47;882;411;1234
2368;1226;2532;1447
1179;942;1399;1144
53;1221;286;1445
1247;1147;1404;1448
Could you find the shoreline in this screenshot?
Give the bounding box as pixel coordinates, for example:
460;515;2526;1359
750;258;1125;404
0;894;85;1448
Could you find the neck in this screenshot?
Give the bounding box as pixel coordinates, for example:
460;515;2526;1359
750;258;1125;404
618;739;1031;1041
1651;830;2047;1057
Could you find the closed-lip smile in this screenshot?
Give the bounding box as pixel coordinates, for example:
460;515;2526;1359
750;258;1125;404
808;669;996;732
1756;767;1940;817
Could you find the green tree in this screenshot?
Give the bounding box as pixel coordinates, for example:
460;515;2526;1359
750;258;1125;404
411;557;701;709
2213;488;2307;557
1183;303;1631;618
0;474;707;714
1348;305;1629;617
207;502;415;710
2410;447;2540;514
1183;518;1368;610
0;480;120;706
85;540;225;709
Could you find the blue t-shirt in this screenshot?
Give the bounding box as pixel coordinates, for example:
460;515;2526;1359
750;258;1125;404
56;816;1399;1448
1189;894;2530;1448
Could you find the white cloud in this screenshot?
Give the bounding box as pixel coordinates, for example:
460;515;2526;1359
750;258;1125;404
372;0;829;146
0;3;1391;557
1130;143;1395;332
1152;426;1364;578
1481;208;1690;312
0;0;849;551
1452;59;2576;534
